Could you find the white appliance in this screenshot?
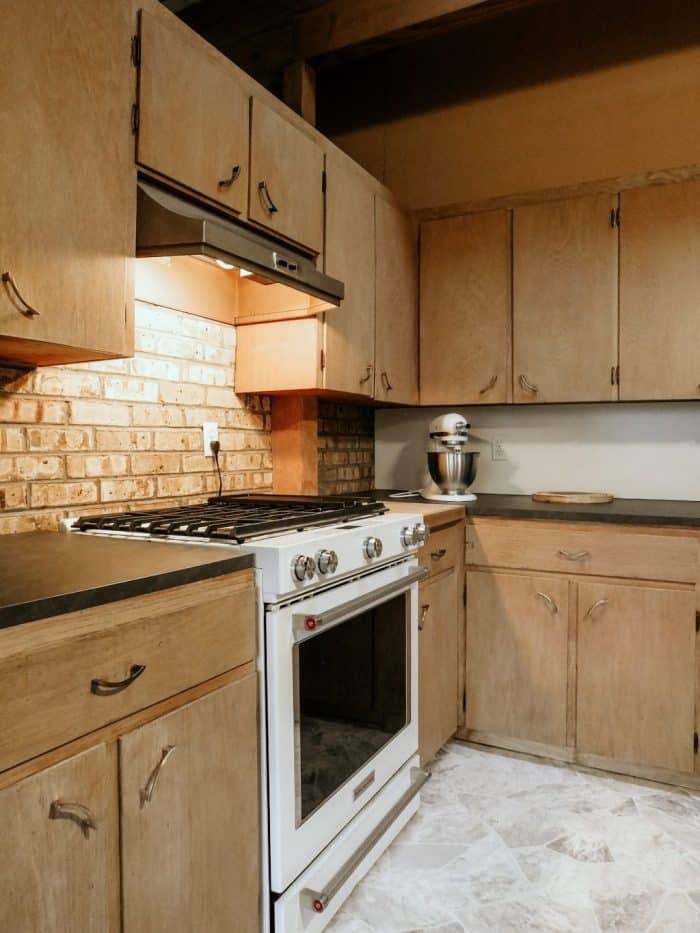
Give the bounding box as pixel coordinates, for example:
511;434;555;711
421;412;480;502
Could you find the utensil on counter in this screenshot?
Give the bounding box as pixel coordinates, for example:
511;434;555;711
532;492;614;504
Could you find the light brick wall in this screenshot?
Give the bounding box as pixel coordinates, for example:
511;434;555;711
0;302;271;533
317;401;374;495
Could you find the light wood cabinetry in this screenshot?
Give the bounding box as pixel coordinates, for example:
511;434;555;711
619;179;700;400
120;675;259;933
420;211;511;405
375;197;419;405
137;10;250;217
513;194;619;403
248;99;325;254
0;0;135;366
0;743;120;933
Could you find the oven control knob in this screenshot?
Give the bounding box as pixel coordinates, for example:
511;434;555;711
316;549;339;575
401;525;417;547
414;522;429;545
292;554;316;582
363;536;383;560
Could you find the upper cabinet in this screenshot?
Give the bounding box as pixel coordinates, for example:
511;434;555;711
248;100;325;255
420;211;511;405
375;198;419;405
0;0;135;366
137;10;250;218
513;194;619;403
619;179;700;401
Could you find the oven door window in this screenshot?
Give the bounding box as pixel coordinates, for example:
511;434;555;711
293;591;409;825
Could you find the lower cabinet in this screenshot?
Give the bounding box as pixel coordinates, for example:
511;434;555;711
465;571;569;747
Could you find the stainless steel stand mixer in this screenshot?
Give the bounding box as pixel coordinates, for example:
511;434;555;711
421;413;480;502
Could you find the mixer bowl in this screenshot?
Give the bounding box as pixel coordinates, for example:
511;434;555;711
428;450;480;495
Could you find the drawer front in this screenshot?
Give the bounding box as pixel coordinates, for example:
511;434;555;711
0;573;255;773
466;520;697;583
420;522;461;577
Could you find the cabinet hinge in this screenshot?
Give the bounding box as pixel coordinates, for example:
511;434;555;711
462;689;467;713
696;611;699;633
321;169;327;194
131;34;141;67
615;365;620;386
463;580;467;609
615;205;621;227
320;348;326;371
131;102;140;134
695;732;698;754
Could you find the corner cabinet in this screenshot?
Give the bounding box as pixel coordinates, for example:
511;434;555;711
0;0;135;366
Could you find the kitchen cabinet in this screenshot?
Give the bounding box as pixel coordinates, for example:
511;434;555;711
137;9;250;218
577;581;696;772
465;570;569;747
513;194;619;403
120;675;259;933
619;179;700;400
420;210;511;405
248;98;325;254
0;743;120;933
375;197;419;405
0;0;135;366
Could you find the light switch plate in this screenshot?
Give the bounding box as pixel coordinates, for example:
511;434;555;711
202;422;219;455
492;439;508;461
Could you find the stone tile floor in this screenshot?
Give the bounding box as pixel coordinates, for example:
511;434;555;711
327;741;700;932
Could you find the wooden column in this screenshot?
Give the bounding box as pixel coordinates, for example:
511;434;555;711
282;61;316;126
270;397;319;495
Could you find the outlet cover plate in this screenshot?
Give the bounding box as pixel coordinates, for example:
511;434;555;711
202;422;219;455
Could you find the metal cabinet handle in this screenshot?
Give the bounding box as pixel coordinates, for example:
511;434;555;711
557;549;591;562
90;663;146;696
2;272;40;318
381;371;393;392
49;801;97;839
359;364;373;385
258;180;278;214
140;745;176;807
479;374;498;395
218;164;241;189
584;598;609;620
419;604;430;630
535;591;558;615
430;548;447;561
519;374;539;394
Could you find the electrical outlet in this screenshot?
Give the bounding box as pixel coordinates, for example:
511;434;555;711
202;422;219;456
492;439;508;461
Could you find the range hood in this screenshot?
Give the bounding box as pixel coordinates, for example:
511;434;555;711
136;180;344;305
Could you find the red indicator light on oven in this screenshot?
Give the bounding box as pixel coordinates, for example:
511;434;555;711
312;899;324;913
305;617;317;630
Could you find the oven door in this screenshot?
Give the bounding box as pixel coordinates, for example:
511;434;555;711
266;558;426;893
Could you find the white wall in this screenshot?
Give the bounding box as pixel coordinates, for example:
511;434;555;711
374;404;700;501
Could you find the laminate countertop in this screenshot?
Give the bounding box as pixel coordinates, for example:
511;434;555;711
0;532;254;630
372;491;700;530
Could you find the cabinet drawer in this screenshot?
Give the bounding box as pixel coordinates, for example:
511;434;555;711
466;519;697;583
0;573;255;773
420;522;461;577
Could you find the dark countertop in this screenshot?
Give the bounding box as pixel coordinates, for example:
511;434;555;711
0;532;254;630
371;490;700;529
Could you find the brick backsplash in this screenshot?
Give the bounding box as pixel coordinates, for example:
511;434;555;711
0;301;272;533
317;401;374;495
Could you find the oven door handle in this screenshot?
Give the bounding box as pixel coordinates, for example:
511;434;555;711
303;767;430;915
292;565;429;643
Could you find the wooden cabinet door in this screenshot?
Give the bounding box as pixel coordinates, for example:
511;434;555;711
513;195;618;403
420;211;511;405
137;10;250;217
323;152;376;397
619;180;700;400
577;581;695;772
466;571;569;746
0;744;119;933
120;674;260;933
375;198;419;405
248;99;324;254
419;570;461;764
0;0;134;365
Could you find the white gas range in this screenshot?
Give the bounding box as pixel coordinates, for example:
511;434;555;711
65;494;431;932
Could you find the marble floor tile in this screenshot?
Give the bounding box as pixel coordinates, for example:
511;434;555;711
327;742;700;933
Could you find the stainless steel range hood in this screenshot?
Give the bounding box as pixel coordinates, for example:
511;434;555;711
136;180;344;305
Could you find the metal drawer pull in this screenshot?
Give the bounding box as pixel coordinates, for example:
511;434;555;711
535;591;558;615
557;549;591;562
49;801;96;839
419;604;430;630
584;598;609;620
359;364;373;385
140;745;176;807
218;164;241;189
304;767;430;914
430;548;447;560
381;371;393;392
2;272;40;317
479;374;498;395
258;180;278;214
90;663;146;696
519;374;538;394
